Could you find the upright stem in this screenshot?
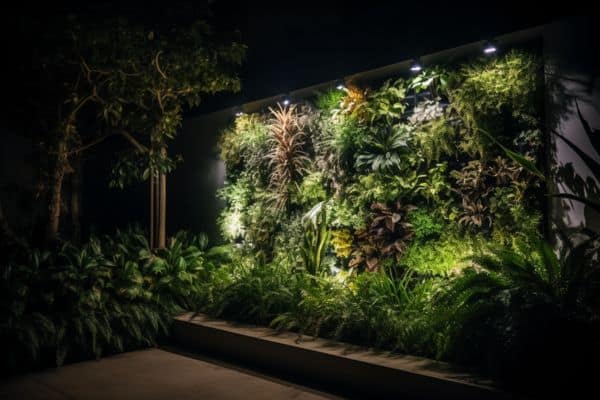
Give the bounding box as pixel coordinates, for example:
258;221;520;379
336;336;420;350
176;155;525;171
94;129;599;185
158;166;166;249
150;168;155;249
70;156;82;244
46;138;68;243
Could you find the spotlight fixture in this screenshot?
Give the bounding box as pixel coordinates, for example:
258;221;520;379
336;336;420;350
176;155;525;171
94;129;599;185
282;98;290;106
483;41;497;54
336;81;345;90
235;111;244;117
409;60;422;73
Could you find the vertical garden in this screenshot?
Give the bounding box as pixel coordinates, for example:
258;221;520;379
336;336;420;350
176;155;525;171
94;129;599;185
208;49;599;392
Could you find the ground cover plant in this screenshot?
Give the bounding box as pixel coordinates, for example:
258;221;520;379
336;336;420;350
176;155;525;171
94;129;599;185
0;227;208;375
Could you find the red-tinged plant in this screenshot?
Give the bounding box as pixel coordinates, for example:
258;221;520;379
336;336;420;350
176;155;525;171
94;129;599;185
266;103;312;210
349;200;415;271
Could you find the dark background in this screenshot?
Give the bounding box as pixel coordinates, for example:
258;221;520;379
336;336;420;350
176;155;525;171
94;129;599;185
0;2;568;242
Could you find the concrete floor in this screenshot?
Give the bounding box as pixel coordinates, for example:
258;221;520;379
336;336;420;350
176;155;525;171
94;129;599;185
0;349;340;400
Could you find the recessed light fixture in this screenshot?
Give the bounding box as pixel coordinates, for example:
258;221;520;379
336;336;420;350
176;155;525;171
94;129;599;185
410;60;422;73
483;41;497;54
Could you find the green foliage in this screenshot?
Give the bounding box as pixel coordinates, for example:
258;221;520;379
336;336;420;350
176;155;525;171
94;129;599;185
292;171;327;207
400;232;474;276
350;201;415;271
329;197;366;230
448;50;540;156
209;49;556;392
355;124;412;173
408;67;450;97
407;209;444;243
363;78;407;124
271;270;439;353
219;113;270;177
300;202;331;275
314;89;346;114
432;238;600;390
411;113;457;162
0;226;207;374
217;174;254;241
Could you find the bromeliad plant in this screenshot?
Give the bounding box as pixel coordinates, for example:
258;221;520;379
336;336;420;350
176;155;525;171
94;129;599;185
355;124;412;173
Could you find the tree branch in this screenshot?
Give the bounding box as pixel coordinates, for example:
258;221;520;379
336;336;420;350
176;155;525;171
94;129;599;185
66;132;115;155
118;129;149;153
154;51;168;80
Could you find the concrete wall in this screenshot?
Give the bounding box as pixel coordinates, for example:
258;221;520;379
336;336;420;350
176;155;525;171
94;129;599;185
543;18;600;240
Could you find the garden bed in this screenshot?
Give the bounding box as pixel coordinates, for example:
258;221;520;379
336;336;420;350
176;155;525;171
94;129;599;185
172;312;509;400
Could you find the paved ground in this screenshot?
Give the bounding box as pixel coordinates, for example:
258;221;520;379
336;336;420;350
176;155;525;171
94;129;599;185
0;348;340;400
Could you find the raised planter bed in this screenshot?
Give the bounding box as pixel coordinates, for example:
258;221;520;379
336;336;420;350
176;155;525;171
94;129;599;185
172;313;511;399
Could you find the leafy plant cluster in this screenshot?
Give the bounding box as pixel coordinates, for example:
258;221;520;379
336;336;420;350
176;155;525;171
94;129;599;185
0;226;207;374
218;50;544;275
206;50;600;395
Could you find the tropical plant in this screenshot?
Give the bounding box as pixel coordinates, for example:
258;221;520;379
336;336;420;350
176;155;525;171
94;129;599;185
266;103;312;210
219;113;270;177
350;201;415;271
363;78;407;124
434;237;600;391
355;124;412;173
407;208;444;242
408;66;450;97
330;229;354;259
447;50;540;157
292;171;327;207
0;226;207;374
300;202;331;275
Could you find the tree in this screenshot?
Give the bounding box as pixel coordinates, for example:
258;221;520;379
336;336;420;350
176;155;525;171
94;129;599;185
11;15;245;247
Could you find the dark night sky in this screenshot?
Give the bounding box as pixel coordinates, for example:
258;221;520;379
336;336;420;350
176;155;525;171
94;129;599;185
5;1;561;114
199;2;561;114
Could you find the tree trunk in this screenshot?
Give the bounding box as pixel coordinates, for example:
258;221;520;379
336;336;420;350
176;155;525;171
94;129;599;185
157;170;166;249
150;168;155;249
157;147;167;249
70;156;82;244
46;138;68;243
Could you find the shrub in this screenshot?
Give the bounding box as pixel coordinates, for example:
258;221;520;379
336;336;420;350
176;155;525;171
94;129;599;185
0;226;207;374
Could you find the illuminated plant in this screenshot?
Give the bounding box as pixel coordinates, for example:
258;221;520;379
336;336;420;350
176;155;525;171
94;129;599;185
330;229;353;259
451;157;525;231
266;103;312;210
301;202;331;275
447;50;540;156
292;171;327;207
363;78;407;124
219;113;269;176
350;201;415;271
355;124;412;173
339;82;369;119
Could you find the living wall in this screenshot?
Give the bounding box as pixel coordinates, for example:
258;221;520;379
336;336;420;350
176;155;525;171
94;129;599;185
212;50;600;395
219;50;543;274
